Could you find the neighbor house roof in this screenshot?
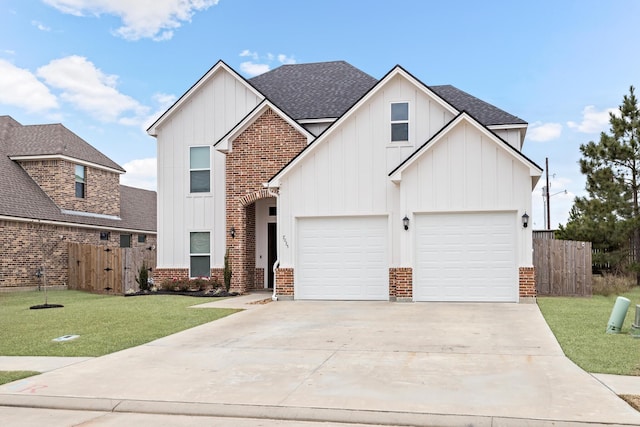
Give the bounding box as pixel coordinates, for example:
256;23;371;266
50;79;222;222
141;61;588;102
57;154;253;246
0;116;155;232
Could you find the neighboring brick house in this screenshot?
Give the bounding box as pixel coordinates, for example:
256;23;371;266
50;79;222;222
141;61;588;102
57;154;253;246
147;60;542;302
0;115;156;289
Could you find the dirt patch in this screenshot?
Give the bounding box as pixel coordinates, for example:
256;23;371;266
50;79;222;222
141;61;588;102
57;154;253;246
621;395;640;411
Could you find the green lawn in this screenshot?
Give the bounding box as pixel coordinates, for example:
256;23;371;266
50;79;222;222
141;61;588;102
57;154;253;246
538;287;640;375
0;290;238;357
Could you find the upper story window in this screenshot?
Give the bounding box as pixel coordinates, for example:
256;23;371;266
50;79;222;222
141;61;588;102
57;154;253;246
391;102;409;142
75;165;86;198
190;146;210;193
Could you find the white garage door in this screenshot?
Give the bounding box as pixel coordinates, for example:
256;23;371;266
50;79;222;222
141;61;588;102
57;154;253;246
296;216;388;300
414;212;517;302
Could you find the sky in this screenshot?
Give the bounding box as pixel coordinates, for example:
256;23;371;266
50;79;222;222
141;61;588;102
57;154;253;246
1;0;639;229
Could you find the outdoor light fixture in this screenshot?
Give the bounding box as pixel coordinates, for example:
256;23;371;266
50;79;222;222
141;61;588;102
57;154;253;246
522;212;529;228
230;227;236;238
403;216;410;231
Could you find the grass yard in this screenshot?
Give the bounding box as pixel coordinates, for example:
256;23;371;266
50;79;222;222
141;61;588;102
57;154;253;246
538;287;640;375
0;371;40;385
0;290;238;357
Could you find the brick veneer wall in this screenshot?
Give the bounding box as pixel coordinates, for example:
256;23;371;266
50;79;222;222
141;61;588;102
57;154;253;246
275;268;294;296
225;108;307;293
153;267;224;285
519;266;536;299
389;267;412;299
0;219;155;288
18;160;120;216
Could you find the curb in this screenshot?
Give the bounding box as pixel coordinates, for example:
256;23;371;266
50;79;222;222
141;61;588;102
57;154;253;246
0;394;636;427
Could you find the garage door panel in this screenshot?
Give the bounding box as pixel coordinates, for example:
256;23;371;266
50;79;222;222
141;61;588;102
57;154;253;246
297;216;388;300
415;212;517;302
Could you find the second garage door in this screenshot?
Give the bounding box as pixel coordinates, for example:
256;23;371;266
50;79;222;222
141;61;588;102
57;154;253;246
296;216;388;300
414;212;517;302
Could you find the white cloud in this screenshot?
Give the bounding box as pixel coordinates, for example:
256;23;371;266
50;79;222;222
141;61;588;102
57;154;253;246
31;20;51;31
567;105;617;134
37;55;148;125
238;51;297;77
240;61;270;77
0;59;59;112
43;0;218;41
120;157;157;190
142;92;178;131
528;121;562;142
3;50;15;55
277;54;296;65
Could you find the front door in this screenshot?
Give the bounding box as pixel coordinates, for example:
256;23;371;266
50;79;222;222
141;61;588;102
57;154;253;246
267;222;277;288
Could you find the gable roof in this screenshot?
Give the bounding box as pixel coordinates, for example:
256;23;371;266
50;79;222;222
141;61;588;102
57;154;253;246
0;116;155;232
388;111;542;183
429;85;527;126
249;61;378;121
214;99;315;152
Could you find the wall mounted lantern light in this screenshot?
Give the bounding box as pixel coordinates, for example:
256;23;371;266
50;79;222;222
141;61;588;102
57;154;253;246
403;216;410;231
522;212;529;228
230;227;236;238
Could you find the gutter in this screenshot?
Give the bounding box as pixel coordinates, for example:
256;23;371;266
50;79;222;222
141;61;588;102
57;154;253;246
272;259;280;301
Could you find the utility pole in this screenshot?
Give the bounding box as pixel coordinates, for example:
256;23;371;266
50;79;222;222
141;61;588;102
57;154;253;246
545;157;550;230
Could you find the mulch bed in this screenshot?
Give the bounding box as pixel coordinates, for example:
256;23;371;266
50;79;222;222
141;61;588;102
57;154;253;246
125;290;239;298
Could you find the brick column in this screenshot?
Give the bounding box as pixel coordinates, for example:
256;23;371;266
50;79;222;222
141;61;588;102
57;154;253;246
519;267;536;300
389;267;412;301
275;268;294;299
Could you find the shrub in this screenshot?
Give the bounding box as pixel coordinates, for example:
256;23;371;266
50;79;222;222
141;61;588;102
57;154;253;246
136;263;149;291
223;248;232;292
592;273;635;296
159;277;222;293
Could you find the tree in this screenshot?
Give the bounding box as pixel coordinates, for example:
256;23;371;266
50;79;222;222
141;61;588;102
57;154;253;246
558;86;640;281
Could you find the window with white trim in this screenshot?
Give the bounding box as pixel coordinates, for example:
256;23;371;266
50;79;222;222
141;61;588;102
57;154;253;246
391;102;409;142
189;146;210;193
190;232;210;278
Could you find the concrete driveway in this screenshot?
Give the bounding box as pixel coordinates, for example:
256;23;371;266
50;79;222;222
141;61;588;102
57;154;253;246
1;296;639;426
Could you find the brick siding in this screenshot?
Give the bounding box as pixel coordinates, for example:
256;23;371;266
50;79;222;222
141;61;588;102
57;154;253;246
0;219;155;288
519;266;536;298
275;268;294;296
18;160;120;216
389;267;412;299
225;108;307;293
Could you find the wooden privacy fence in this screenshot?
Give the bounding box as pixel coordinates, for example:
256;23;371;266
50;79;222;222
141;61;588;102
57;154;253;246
533;238;592;296
68;243;156;294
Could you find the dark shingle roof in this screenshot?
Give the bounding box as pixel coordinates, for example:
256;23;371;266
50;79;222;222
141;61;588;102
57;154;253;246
430;85;527;126
7;122;124;172
0;116;155;231
247;62;525;127
249;61;378;120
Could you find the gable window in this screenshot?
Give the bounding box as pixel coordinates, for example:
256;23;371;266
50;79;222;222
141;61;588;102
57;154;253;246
120;234;132;248
75;165;86;198
391;102;409;142
190;232;210;277
190;146;210;193
138;234;147;243
100;231;110;241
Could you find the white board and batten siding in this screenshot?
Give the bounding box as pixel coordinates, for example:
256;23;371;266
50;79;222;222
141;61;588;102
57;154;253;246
399;119;534;301
156;68;262;269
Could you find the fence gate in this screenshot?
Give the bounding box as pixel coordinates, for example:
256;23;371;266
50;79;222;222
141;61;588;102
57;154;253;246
68;243;156;294
533;238;592;296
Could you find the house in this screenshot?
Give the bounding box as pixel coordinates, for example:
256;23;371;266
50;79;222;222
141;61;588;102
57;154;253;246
0;115;157;289
147;60;542;302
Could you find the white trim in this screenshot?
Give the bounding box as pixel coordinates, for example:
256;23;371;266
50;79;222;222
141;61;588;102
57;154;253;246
298;118;337;124
60;209;121;221
487;123;528;131
147;61;264;136
9;154;124;174
0;215;156;234
268;66;458;187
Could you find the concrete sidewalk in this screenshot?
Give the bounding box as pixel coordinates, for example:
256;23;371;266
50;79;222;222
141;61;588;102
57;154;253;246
1;297;640;426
